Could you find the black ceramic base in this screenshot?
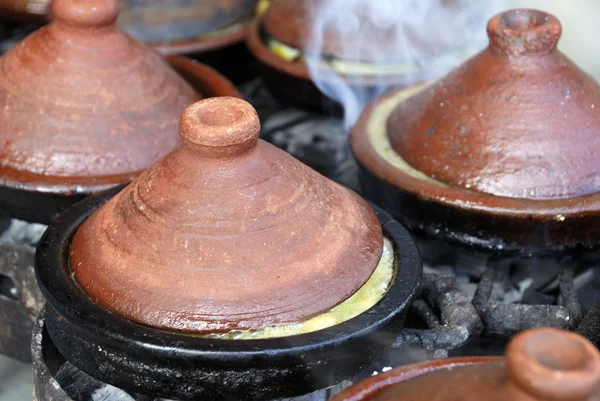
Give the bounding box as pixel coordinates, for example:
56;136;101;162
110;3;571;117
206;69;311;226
35;186;422;401
356;162;600;258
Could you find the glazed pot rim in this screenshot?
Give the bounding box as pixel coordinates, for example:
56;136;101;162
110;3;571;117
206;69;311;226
35;184;422;360
150;16;249;56
351;86;600;219
0;55;239;198
246;17;429;87
330;356;501;401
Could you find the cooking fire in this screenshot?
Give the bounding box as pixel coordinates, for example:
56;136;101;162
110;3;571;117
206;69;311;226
0;1;598;401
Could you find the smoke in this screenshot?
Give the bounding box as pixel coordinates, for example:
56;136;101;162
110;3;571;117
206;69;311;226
304;0;507;129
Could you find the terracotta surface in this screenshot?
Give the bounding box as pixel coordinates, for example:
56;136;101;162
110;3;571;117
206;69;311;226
151;21;248;57
0;0;201;193
262;0;472;62
349;9;600;253
246;1;422;110
333;328;600;401
387;9;600;200
69;97;384;334
118;0;256;44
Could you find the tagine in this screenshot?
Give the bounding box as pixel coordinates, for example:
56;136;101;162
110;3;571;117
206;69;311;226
0;0;243;223
246;0;478;109
69;96;398;336
118;0;258;57
36;97;421;399
331;327;600;401
1;0;258;56
350;8;600;254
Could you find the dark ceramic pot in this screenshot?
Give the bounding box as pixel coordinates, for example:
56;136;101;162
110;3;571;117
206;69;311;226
350;9;600;256
35;185;422;400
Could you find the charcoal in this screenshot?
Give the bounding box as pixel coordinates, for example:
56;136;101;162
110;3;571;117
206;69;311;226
577;302;600;349
578;267;600;313
56;362;139;401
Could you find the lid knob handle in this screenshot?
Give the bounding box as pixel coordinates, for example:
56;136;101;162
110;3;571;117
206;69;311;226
51;0;119;28
180;97;260;159
487;9;561;57
507;328;600;400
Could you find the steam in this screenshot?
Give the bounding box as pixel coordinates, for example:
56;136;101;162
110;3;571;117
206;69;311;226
304;0;506;128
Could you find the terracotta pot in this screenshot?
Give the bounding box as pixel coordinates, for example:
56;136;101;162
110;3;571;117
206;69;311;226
1;0;258;57
350;9;600;255
246;0;479;110
122;0;258;59
0;0;240;224
68;96;388;335
332;327;600;401
36;184;422;400
117;0;256;44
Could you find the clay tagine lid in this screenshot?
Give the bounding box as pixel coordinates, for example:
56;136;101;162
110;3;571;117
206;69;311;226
117;0;257;44
386;9;600;200
262;0;480;63
334;328;600;401
69;97;384;335
0;0;201;192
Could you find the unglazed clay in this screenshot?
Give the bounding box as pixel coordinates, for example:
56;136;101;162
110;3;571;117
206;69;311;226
332;328;600;401
69;97;384;335
117;0;257;44
0;0;201;190
387;9;600;200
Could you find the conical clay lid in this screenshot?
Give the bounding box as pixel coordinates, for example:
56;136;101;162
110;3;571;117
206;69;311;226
0;0;201;190
70;97;384;334
387;9;600;200
368;328;600;401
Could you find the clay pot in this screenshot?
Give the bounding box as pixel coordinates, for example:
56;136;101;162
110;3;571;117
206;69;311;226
350;9;600;255
119;0;258;59
0;0;258;58
69;96;385;334
0;0;245;224
332;327;600;401
117;0;255;44
246;0;479;110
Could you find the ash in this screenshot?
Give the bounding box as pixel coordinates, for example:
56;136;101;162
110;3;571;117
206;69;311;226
0;219;46;247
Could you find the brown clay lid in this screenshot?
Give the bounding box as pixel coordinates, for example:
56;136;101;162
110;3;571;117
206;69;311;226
0;0;201;193
69;97;384;335
332;328;600;401
262;0;482;63
386;9;600;200
117;0;257;44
